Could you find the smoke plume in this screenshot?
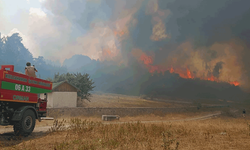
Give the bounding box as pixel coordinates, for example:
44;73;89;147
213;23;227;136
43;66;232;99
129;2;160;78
34;0;250;99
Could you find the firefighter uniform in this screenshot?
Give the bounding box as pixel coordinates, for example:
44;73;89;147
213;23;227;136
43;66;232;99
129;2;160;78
25;65;37;78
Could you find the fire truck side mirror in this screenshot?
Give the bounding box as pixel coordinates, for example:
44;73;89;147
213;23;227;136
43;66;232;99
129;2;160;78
44;93;47;99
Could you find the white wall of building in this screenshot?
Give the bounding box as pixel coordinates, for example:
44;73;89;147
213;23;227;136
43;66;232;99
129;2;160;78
47;93;53;108
52;92;77;108
40;92;77;108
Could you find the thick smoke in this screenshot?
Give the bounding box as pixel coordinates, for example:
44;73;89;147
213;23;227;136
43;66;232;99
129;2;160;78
39;0;250;99
39;0;142;62
213;62;224;78
121;0;250;91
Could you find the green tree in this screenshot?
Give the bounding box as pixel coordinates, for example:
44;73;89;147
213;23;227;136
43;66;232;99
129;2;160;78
48;72;95;101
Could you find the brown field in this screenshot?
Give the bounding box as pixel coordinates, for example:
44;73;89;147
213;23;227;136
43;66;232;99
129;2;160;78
78;92;243;108
79;93;198;108
0;93;250;150
1;115;250;150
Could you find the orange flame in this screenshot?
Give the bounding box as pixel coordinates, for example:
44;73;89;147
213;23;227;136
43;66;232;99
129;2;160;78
230;81;240;86
140;54;153;65
114;30;125;37
102;49;113;56
186;68;194;79
207;75;218;82
170;67;174;73
138;53;240;86
101;48;117;61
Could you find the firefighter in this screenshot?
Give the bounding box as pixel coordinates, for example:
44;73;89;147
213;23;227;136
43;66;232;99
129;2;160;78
25;62;38;78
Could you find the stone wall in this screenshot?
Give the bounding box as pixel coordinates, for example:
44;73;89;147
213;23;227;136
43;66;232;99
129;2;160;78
47;106;228;118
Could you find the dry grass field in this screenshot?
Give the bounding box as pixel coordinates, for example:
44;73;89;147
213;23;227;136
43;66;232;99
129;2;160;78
78;93;196;108
1;93;249;150
78;92;240;108
1;114;250;150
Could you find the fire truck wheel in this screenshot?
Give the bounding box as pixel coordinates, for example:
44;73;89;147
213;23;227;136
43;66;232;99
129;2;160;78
13;109;36;137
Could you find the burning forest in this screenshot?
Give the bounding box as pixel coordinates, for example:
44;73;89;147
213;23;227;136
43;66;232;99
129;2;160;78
37;0;250;101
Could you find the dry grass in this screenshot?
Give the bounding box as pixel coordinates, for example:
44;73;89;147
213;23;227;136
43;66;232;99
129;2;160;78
2;115;250;150
78;93;190;108
1;92;249;149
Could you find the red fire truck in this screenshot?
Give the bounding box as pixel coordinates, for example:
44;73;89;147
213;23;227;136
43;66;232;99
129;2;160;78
0;65;52;137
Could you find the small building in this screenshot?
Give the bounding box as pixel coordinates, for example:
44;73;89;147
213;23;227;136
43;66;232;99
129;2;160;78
40;81;80;108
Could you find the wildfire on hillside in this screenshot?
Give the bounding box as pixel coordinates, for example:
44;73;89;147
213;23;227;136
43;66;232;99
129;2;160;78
88;0;245;90
139;51;240;86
